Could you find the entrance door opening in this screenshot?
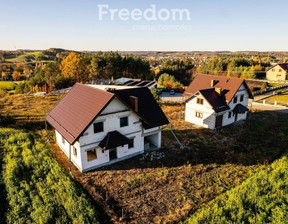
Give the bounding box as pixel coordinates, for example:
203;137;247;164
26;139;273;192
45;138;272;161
215;115;223;128
109;148;117;161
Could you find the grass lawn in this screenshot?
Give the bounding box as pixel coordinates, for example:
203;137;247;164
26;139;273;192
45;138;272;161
0;81;16;91
0;94;62;129
0;95;287;223
268;82;285;87
265;92;288;105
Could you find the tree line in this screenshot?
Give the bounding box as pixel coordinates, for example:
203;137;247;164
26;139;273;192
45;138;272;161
198;56;271;79
14;51;152;93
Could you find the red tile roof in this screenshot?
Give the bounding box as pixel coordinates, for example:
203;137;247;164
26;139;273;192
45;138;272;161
198;89;230;112
183;74;253;104
46;83;114;144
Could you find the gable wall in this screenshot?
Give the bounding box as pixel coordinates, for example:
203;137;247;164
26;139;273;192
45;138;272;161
266;65;288;81
185;93;216;128
79;98;142;147
222;83;249;126
77;98;145;171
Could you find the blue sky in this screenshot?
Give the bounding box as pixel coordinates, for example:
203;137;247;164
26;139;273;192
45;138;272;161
0;0;287;51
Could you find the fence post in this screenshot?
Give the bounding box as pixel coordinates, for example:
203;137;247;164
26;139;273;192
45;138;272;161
274;101;277;106
263;100;265;104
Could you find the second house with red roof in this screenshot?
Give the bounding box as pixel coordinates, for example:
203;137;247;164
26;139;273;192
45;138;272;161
183;74;253;129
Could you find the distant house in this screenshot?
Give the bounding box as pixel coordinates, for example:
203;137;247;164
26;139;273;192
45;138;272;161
266;63;288;81
46;84;169;172
183;74;253;129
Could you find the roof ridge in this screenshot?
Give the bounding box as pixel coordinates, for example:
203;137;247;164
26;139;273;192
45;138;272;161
196;73;244;80
81;83;115;96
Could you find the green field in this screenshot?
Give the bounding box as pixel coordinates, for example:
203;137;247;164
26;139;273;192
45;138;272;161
0;81;16;91
182;155;288;223
5;52;44;63
265;92;288;105
268;82;285;87
0;128;101;224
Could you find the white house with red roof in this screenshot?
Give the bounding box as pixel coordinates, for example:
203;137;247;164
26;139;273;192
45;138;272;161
183;74;253;129
46;84;169;172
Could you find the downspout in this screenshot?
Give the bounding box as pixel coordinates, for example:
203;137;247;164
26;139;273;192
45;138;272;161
249;99;254;120
250;99;254;110
69;145;74;178
167;124;184;149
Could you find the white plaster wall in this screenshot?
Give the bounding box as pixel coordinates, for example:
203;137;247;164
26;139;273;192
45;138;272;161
185;94;216;129
221;111;235;126
81;146;109;171
79;98;142;146
55;130;83;171
125;131;144;155
223;83;249;125
228;84;249;110
56;130;69;154
145;132;161;147
101;98;128;114
143;126;159;134
78;98;147;171
80;130;144;171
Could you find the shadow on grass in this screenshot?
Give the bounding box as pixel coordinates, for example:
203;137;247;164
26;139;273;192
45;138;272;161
95;111;288;171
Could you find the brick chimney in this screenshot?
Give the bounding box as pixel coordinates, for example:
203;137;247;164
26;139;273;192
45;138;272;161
215;87;222;95
211;79;217;87
129;96;138;112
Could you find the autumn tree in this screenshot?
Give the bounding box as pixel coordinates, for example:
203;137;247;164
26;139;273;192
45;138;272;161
12;71;20;81
60;52;90;82
158;73;175;86
44;62;61;90
1;71;7;80
158;73;184;92
23;65;33;78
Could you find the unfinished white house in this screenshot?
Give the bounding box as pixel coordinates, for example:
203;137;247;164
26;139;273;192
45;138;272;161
46;84;169;172
183;74;253;129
